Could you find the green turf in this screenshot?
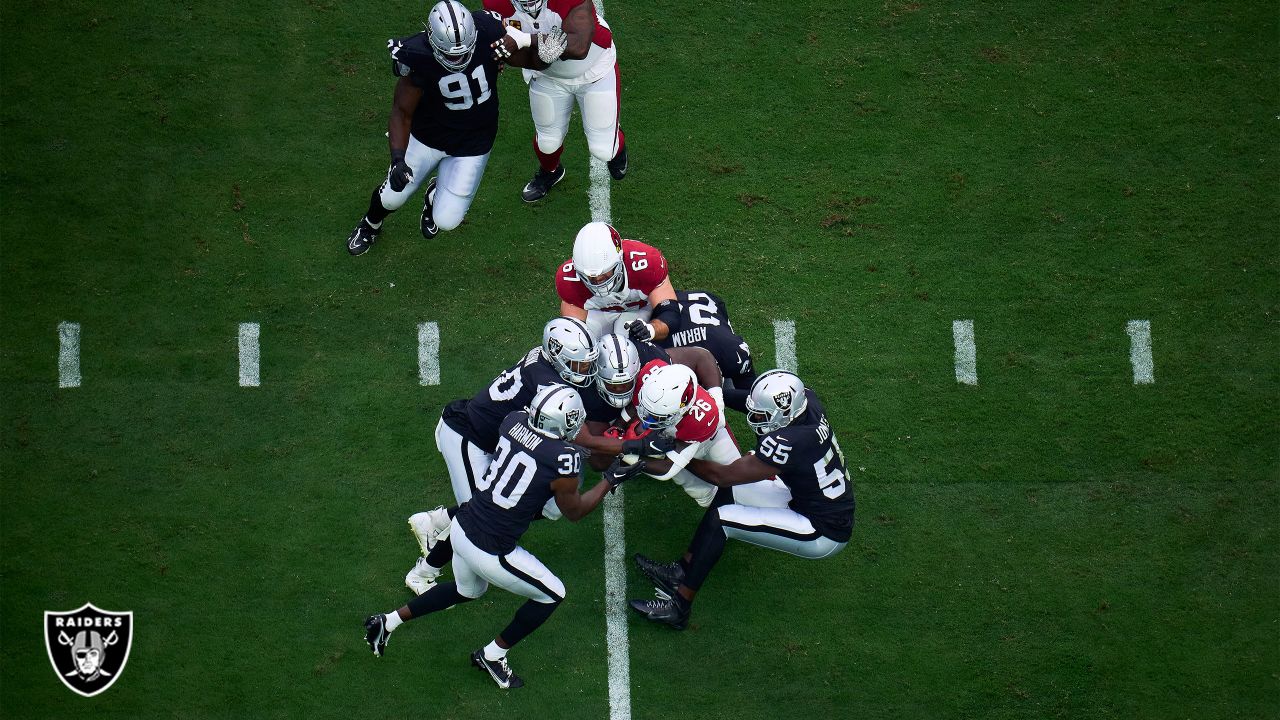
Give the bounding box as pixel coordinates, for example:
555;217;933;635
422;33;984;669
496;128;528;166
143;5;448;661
2;0;1277;718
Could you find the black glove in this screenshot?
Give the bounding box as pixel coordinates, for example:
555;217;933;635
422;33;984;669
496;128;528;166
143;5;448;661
603;456;644;489
622;434;676;458
389;158;414;193
625;319;655;342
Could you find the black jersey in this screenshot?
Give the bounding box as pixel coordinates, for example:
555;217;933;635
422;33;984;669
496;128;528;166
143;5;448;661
457;411;584;555
387;10;503;156
659;290;756;387
751;389;855;542
585;340;670;426
443;347;578;453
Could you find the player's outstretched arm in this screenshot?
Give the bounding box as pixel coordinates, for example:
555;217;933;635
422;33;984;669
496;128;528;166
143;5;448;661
558;1;595;60
645;279;679;341
388;77;422;161
551;474;611;522
666;346;723;391
688;454;776;488
560;300;588;322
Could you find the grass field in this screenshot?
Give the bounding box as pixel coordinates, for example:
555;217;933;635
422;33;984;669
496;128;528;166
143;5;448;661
2;0;1278;718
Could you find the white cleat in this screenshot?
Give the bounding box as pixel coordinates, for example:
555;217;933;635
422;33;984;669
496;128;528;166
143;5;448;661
407;506;452;557
404;556;442;595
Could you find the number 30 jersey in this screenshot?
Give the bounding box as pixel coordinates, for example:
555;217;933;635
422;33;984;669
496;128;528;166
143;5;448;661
751;390;855;542
388;10;505;156
457;410;584;555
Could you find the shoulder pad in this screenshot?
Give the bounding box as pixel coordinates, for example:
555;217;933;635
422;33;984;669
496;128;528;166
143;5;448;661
388;33;434;77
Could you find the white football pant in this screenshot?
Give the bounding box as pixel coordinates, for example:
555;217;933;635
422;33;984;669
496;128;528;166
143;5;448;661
582;307;649;341
528;63;621;163
378;135;490;231
717;505;847;559
450;517;565;603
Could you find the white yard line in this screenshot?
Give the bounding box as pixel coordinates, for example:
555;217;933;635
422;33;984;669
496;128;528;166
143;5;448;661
58;322;81;388
417;322;440;386
773;319;798;373
952;319;978;385
238;322;260;388
1126;320;1154;385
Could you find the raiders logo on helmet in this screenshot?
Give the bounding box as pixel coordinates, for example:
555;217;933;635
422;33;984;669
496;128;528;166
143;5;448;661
547;337;563;355
45;603;134;697
773;391;793;411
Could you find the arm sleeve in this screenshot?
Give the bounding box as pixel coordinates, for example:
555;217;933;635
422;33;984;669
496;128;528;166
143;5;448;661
647;441;700;481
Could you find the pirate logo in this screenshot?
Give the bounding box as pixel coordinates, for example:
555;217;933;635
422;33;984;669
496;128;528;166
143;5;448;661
773;391;793;412
44;603;133;697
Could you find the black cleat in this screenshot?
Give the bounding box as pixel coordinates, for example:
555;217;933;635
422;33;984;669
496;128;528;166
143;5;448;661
364;614;389;657
634;553;685;599
607;143;628;180
629;596;689;630
521;164;565;203
420;177;439;239
471;649;524;689
347;218;381;256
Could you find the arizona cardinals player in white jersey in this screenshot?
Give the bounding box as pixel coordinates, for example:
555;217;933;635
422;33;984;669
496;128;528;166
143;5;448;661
486;0;628;202
556;222;680;341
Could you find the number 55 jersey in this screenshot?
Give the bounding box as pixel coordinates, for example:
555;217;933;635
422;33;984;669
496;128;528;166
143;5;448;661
751;390;856;542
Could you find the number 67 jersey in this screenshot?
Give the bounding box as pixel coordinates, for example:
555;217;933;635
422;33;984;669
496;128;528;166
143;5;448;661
751;389;856;542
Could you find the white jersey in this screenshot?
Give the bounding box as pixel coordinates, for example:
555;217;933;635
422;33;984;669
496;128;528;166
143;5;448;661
505;2;616;84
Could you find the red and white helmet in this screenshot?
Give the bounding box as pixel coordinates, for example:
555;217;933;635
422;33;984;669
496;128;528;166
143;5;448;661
572;222;626;296
637;364;698;431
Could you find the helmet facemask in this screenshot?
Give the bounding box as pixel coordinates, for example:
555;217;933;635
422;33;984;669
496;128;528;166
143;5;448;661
594;334;640;408
542;318;599;388
512;0;547;18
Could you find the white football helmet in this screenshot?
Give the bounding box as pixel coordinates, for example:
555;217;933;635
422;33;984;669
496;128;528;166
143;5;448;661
511;0;546;18
542;317;599;388
595;333;641;408
526;384;586;440
745;370;809;435
427;1;477;71
572;222;626;297
637;364;698;431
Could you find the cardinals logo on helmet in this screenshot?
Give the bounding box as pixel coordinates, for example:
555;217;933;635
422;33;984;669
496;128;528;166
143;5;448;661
45;603;133;697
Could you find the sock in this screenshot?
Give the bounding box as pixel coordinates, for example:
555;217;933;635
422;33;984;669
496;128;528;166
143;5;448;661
406;581;471;618
425;536;453;568
365;188;391;226
683;509;728;593
613;128;626;158
534;137;563;173
483;640;507;662
384;612;403;632
497;599;560;648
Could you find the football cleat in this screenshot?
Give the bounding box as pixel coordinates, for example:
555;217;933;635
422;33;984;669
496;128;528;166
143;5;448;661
471;649;524;689
364;614;390;657
408;506;452;557
420;177;439;239
628;597;689;630
633;554;685;600
607;143;628;180
521;164;565;203
404;556;442;595
346;218;381;256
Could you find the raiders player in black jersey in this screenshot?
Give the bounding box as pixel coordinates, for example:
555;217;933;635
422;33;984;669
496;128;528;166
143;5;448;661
656;290;757;408
628;370;855;630
346;1;506;256
365;386;644;689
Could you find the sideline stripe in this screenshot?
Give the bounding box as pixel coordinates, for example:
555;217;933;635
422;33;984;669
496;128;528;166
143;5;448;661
1126;320;1154;385
418;322;440;386
239;322;260;387
773;319;797;373
58;322;81;388
952;319;977;385
588;2;631;714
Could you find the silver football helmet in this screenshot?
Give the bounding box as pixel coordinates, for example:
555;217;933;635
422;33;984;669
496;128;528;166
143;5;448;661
745;370;809;435
427;1;478;72
527;384;587;440
637;363;698;431
572;222;626;296
512;0;546;18
595;333;641;408
542;317;599;388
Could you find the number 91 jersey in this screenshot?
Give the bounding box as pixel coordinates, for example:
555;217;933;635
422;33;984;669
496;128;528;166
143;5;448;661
751;389;855;542
388;10;506;156
458;410;584;555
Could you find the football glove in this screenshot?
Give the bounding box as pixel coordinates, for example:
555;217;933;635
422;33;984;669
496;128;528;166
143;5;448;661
625;319;656;343
603;456;644;489
389;159;414;193
622;435;676;459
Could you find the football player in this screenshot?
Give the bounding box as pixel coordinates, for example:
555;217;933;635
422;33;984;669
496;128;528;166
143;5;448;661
346;1;506;256
402;316;605;593
556;222;679;341
628;370;856;630
485;0;627;202
656;289;758;406
364;385;644;689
